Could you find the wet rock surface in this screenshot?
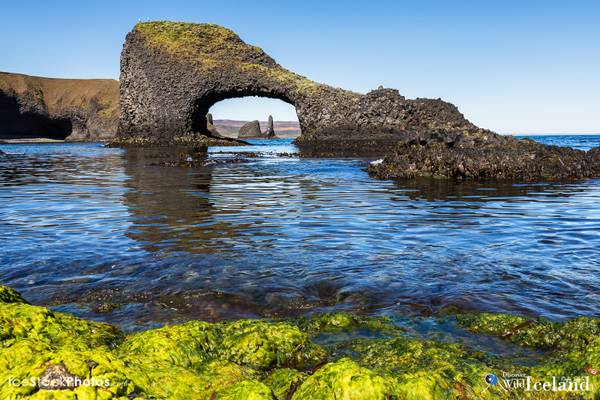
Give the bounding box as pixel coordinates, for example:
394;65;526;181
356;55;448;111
369;129;600;181
37;363;81;390
2;285;599;399
0;72;119;141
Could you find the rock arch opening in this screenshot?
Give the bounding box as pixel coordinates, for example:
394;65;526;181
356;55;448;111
199;96;300;139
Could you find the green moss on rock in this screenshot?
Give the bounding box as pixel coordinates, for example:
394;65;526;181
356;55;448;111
264;368;305;400
291;358;389;400
456;312;600;351
0;285;28;304
217;380;275;400
2;286;599;399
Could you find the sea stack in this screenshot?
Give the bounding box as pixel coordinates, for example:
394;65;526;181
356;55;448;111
238;120;262;138
206;113;220;136
265;115;276;138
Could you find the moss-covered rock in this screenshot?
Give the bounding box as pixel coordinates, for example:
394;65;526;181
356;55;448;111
291;358;389;400
217;380;275;400
2;286;599;399
0;286;28;304
264;368;305;400
217;320;325;369
293;312;402;336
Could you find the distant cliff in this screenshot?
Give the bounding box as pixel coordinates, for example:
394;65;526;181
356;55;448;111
0;72;118;141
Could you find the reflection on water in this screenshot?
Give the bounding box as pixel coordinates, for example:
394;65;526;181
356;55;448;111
1;138;599;331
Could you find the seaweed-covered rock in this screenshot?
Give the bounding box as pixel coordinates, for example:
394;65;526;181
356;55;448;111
116;22;474;151
2;286;599;399
218;380;276;400
0;285;28;304
369;130;600;181
217;319;326;369
0;71;119;141
292;358;389;400
238;120;263;139
456;311;600;351
264;368;305;400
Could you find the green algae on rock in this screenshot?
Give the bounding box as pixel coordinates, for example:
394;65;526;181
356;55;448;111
0;285;28;304
264;368;305;400
291;358;389;400
1;285;599;399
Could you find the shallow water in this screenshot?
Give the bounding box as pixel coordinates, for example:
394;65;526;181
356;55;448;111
1;136;599;331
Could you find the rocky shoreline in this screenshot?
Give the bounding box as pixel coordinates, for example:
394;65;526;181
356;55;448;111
368;129;600;181
1;285;598;399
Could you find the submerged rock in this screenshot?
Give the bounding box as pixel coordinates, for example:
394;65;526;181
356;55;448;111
238;120;263;139
368;130;600;181
1;285;599;399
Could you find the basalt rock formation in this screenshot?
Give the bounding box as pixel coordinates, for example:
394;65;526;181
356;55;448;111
116;22;473;151
368;130;600;181
205;112;221;136
265;115;276;138
116;21;600;181
0;72;119;141
238;120;262;138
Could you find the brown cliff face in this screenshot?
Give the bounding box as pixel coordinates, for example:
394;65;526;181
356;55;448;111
0;72;118;141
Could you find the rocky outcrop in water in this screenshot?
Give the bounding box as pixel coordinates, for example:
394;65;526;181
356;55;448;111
115;21;600;180
0;72;119;141
116;22;473;150
205;112;221;136
265;115;276;138
238;120;262;138
368;130;600;181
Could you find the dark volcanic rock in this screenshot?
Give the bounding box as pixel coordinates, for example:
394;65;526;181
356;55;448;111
205;112;221;136
368;130;600;181
265;115;276;138
0;72;119;141
116;22;472;151
238;120;262;138
115;21;600;180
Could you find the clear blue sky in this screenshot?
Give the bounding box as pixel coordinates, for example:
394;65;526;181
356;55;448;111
2;0;599;134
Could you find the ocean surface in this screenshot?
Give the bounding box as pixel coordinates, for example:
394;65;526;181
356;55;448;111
1;134;599;332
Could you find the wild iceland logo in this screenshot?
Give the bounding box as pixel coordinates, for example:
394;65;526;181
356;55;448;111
484;372;592;393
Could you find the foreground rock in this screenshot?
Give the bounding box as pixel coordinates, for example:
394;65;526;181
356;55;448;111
0;72;119;141
238;120;262;138
1;284;599;399
369;130;600;181
117;22;473;151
